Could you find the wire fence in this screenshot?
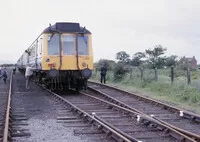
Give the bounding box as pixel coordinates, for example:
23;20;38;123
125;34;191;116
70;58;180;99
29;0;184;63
92;67;200;92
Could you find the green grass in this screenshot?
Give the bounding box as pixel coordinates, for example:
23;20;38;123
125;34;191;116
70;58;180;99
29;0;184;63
91;69;200;114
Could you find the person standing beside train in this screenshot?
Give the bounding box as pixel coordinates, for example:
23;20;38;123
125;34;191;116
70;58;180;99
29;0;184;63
25;63;35;90
13;65;16;74
0;67;2;80
0;67;2;75
1;67;8;84
100;64;107;84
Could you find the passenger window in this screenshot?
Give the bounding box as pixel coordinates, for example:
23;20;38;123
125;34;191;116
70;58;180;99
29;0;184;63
78;36;88;55
48;35;59;55
30;45;36;57
62;35;75;55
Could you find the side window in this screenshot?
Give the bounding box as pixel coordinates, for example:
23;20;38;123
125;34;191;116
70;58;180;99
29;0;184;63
40;38;43;53
78;36;88;55
38;38;42;56
62;35;75;55
48;35;59;55
30;44;36;57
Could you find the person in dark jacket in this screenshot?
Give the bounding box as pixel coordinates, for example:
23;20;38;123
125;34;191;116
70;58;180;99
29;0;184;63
100;64;107;84
1;67;8;84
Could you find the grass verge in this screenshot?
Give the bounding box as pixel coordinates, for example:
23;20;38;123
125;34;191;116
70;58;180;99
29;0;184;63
91;71;200;114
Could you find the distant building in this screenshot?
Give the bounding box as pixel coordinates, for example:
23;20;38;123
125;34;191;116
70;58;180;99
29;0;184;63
185;56;197;68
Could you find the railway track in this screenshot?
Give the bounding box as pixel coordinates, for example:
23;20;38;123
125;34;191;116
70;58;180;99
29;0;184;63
45;90;134;142
87;80;200;141
11;70;119;142
0;71;12;142
12;71;102;142
2;71;198;141
5;70;131;142
40;87;195;142
0;92;8;141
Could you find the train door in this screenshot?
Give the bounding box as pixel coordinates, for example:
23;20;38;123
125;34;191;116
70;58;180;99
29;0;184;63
23;52;29;68
47;34;60;70
61;34;76;69
37;37;43;69
77;35;89;69
35;40;38;67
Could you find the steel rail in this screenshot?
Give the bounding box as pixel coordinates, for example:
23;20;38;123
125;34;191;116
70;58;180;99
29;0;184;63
3;71;13;142
40;86;139;142
87;86;200;141
35;80;197;142
93;114;141;142
80;91;197;142
152;116;200;141
88;80;200;123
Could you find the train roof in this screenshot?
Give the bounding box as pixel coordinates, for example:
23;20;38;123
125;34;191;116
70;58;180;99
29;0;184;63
43;22;91;34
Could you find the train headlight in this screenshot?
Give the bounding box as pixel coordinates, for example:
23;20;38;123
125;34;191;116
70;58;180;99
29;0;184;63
81;68;92;79
46;58;50;62
82;62;86;67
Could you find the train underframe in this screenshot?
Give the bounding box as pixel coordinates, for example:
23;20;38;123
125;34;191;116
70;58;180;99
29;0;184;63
36;70;88;91
19;68;88;91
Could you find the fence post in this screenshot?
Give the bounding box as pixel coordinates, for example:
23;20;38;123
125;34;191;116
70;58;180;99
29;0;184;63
140;68;144;80
95;68;98;74
187;68;191;84
171;66;174;84
155;68;158;81
130;68;133;78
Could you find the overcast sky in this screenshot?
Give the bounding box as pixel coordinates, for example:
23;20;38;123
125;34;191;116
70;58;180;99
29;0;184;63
0;0;200;63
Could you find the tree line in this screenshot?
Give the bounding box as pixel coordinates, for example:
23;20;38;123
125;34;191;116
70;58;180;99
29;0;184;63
95;45;198;80
115;45;189;69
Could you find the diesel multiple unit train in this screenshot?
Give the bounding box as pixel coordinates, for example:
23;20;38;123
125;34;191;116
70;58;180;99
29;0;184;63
17;22;93;90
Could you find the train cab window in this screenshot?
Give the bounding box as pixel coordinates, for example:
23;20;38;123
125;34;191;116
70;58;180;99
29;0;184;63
48;35;59;55
62;35;75;55
77;36;88;55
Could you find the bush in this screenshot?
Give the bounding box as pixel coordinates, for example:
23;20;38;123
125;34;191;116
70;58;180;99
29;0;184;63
113;63;128;80
173;70;185;78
